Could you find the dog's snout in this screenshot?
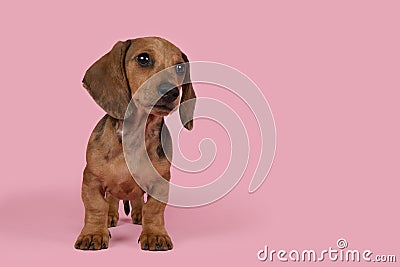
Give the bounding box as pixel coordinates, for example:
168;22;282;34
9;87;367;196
158;83;179;102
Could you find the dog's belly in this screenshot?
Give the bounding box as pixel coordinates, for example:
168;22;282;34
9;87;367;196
104;159;160;200
99;154;145;200
106;178;144;200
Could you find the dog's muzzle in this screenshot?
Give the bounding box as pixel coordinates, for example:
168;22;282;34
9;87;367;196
157;83;179;103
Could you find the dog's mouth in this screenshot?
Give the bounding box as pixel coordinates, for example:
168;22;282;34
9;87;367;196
133;98;177;116
148;103;176;116
151;97;177;111
153;104;172;110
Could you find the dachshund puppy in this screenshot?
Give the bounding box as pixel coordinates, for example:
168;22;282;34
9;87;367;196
74;37;196;251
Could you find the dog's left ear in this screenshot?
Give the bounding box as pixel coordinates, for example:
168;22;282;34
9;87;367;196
82;40;132;120
179;52;196;130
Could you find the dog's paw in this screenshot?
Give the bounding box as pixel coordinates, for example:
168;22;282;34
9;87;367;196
131;210;142;225
108;212;119;227
139;232;173;251
74;229;109;250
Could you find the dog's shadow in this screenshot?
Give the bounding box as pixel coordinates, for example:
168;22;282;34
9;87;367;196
0;189;252;247
0;190;84;245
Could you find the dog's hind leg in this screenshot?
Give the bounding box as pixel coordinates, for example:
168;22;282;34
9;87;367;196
130;196;144;225
106;193;119;227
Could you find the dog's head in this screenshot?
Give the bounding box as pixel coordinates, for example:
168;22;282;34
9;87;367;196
83;37;196;130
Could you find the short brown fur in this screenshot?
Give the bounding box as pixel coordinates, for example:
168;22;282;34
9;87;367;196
74;37;196;251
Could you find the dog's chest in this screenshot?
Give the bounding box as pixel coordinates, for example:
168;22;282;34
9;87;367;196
122;116;165;183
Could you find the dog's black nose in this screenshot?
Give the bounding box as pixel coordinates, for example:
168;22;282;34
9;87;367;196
158;83;179;102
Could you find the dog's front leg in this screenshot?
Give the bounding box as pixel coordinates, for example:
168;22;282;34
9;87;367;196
139;182;173;251
75;169;109;250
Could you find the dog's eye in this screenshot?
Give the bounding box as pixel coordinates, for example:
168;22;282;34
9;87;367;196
135;53;153;67
175;63;185;75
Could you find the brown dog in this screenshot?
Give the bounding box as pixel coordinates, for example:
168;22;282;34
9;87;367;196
74;37;196;251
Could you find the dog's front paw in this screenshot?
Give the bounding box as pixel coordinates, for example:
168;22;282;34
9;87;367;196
108;211;119;227
74;228;109;250
139;231;173;251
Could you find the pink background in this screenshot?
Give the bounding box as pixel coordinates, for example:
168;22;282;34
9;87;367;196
1;0;399;266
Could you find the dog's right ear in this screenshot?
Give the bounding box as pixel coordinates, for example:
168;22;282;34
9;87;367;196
179;52;196;130
82;40;132;120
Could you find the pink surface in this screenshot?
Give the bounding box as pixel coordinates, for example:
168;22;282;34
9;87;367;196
1;0;399;266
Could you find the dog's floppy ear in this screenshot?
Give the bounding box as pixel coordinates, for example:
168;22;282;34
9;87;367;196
179;52;196;130
82;40;132;119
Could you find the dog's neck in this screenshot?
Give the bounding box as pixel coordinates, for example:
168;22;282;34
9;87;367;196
122;106;164;136
119;104;164;150
120;105;165;180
